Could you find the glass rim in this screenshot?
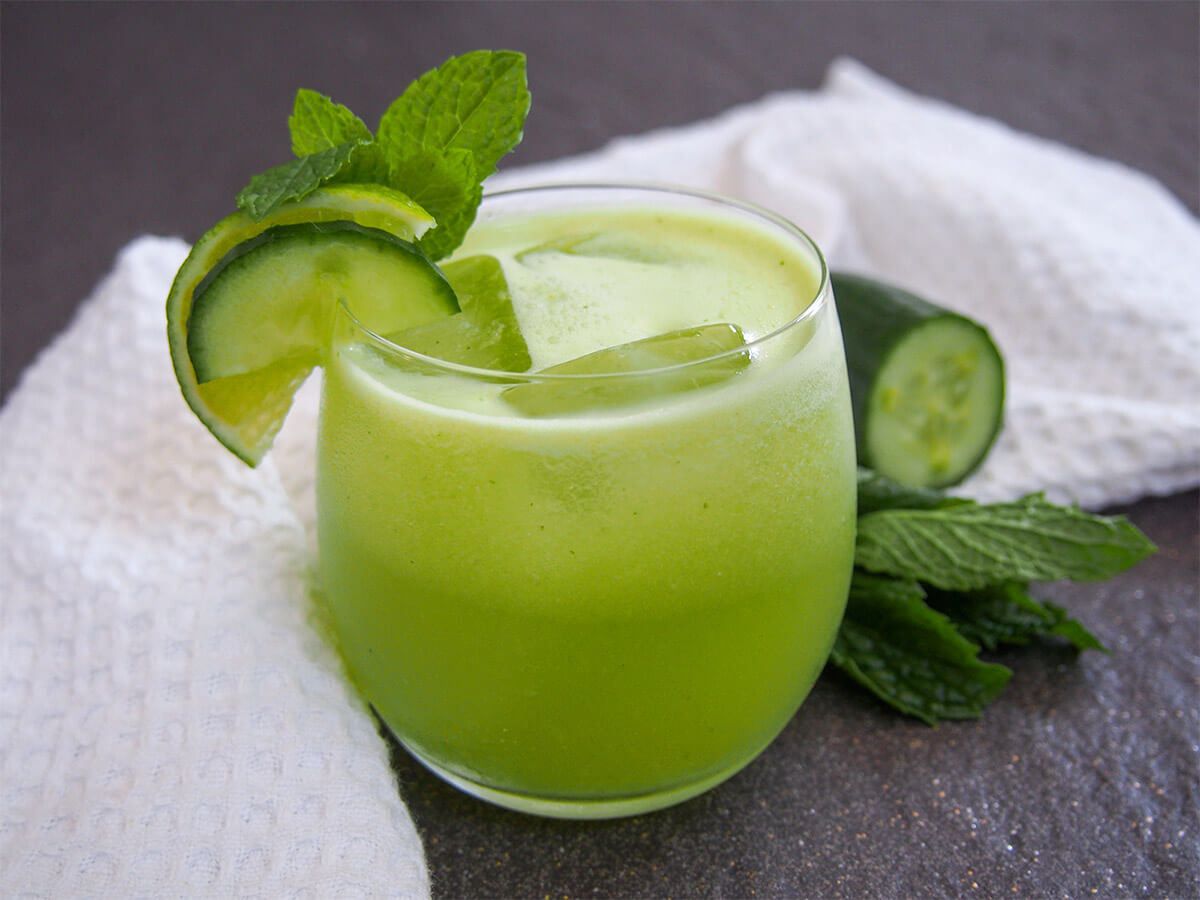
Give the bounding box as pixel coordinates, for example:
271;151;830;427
336;181;832;383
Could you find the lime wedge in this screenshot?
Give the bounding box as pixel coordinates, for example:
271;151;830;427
386;255;532;372
501;323;750;416
167;184;456;466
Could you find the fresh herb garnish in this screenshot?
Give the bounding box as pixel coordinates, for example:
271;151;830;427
236;50;530;260
833;468;1155;724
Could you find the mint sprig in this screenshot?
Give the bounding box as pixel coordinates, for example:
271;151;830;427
832;469;1154;724
235;50;530;259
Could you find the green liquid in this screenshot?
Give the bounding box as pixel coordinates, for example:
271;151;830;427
317;199;857;817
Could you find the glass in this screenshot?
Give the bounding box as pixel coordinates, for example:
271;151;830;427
316;184;857;818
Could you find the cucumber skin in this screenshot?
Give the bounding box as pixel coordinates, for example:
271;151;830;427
189;220;452;313
832;272;946;453
831;271;1005;487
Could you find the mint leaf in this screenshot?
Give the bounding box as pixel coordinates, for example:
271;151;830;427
341;141;393;186
1043;601;1108;652
376;50;529;258
377;49;530;181
289;89;372;156
855;494;1157;591
388;147;481;260
287;90;392;184
237;140;369;219
830;572;1011;724
926;582;1107;652
856;467;968;515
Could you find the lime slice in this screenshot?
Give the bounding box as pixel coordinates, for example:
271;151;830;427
167;184;456;466
501;322;750;416
386;254;532;372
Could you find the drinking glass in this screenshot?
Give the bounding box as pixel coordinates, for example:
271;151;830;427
316;184;857;818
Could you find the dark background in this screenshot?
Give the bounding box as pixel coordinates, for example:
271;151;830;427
4;2;1198;401
3;3;1197;897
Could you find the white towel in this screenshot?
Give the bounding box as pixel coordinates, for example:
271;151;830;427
2;59;1197;899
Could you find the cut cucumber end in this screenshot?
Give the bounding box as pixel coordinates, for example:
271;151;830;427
864;315;1005;488
832;272;1007;489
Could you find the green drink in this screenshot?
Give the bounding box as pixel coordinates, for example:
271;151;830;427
316;185;856;818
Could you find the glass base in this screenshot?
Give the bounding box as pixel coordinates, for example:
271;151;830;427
395;733;744;820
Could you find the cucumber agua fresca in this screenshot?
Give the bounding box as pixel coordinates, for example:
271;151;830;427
832;272;1005;488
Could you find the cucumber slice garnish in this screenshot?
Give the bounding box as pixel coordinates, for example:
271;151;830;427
188;221;456;382
167;184;454;466
833;272;1005;488
501;323;750;416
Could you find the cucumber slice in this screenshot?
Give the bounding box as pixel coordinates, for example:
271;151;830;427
501;323;749;416
832;272;1005;488
188;221;457;383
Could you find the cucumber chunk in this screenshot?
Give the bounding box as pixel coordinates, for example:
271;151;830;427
501;323;750;416
832;272;1005;488
386;254;532;372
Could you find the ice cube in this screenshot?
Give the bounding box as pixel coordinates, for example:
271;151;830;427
501;323;750;416
516;231;686;266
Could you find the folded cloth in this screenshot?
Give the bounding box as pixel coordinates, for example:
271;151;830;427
0;238;429;899
2;59;1197;899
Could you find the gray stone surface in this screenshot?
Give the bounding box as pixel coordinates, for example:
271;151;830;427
4;3;1197;897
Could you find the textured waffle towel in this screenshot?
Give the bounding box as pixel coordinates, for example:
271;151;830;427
2;59;1197;898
